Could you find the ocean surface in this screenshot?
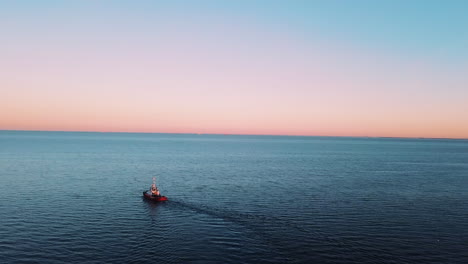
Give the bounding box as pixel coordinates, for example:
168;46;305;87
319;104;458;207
1;131;467;264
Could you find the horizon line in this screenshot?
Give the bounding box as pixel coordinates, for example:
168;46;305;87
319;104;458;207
1;129;467;141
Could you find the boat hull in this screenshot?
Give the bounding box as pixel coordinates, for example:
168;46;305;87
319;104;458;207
143;191;168;202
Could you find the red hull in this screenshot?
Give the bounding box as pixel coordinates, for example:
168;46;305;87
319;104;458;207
143;191;168;202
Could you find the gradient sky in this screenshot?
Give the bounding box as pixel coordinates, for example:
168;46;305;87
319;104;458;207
1;0;468;138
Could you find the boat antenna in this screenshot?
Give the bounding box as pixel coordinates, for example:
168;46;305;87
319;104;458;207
153;177;156;186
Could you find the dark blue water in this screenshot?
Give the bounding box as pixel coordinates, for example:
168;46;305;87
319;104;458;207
1;131;467;263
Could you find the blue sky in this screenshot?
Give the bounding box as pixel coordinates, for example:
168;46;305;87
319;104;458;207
1;0;467;138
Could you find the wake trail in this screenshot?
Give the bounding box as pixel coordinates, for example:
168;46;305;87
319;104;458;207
167;198;406;263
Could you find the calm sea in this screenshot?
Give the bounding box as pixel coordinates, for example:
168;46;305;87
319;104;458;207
0;131;467;263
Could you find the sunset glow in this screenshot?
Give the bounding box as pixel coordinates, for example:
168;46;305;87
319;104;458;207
1;1;467;138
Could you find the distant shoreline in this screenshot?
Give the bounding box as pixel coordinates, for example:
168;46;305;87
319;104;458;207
1;129;467;141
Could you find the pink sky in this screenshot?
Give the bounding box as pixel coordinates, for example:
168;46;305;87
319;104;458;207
1;2;467;139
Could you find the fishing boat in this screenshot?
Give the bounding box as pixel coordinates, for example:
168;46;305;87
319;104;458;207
143;177;168;202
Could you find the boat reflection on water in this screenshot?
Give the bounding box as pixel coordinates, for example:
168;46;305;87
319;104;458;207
142;194;168;222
